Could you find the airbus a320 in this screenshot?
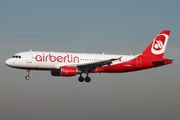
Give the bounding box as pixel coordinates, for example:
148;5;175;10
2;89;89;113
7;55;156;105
5;30;173;82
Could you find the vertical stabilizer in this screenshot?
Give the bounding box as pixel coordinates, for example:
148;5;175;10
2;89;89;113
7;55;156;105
141;30;170;58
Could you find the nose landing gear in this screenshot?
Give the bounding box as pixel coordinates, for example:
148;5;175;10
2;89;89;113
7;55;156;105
25;70;30;80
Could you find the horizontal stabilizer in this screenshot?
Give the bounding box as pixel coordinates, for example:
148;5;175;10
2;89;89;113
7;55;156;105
151;59;173;67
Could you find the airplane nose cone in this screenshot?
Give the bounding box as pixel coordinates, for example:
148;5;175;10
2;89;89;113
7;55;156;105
5;59;13;66
5;59;10;66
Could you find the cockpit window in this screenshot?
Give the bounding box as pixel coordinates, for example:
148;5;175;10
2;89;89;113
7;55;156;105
12;55;21;59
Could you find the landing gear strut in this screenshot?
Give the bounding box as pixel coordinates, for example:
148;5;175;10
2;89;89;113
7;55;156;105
25;70;30;80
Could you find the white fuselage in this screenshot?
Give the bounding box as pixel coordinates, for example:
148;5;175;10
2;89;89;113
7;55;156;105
5;51;137;70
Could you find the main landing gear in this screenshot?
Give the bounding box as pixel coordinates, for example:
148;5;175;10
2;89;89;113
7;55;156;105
78;74;91;83
25;70;30;80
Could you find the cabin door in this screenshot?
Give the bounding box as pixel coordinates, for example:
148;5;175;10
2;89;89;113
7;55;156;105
27;52;32;63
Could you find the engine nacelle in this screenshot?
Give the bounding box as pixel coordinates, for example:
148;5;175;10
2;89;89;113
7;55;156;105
51;66;78;77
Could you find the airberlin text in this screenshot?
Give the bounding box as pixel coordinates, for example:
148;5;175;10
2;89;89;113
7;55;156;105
35;54;79;63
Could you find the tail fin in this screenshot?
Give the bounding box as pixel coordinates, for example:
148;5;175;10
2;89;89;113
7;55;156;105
141;30;170;58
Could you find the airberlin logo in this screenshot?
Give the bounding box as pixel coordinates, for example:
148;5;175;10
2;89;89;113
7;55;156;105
35;54;80;63
151;34;169;55
153;40;164;50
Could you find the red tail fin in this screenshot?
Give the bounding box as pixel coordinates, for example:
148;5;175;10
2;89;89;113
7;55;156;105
141;30;170;58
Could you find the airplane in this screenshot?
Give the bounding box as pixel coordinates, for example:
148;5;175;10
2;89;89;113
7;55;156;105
5;30;173;82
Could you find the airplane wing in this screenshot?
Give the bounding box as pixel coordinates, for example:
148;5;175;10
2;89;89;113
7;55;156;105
76;58;117;71
54;58;118;72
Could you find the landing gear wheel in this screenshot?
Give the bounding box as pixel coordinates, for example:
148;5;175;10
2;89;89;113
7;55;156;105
78;76;84;82
25;76;30;80
85;76;91;83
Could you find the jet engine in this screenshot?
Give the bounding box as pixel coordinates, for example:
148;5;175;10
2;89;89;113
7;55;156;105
51;66;79;77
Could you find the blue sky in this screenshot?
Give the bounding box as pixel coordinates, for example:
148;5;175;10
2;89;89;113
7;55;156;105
0;1;180;120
